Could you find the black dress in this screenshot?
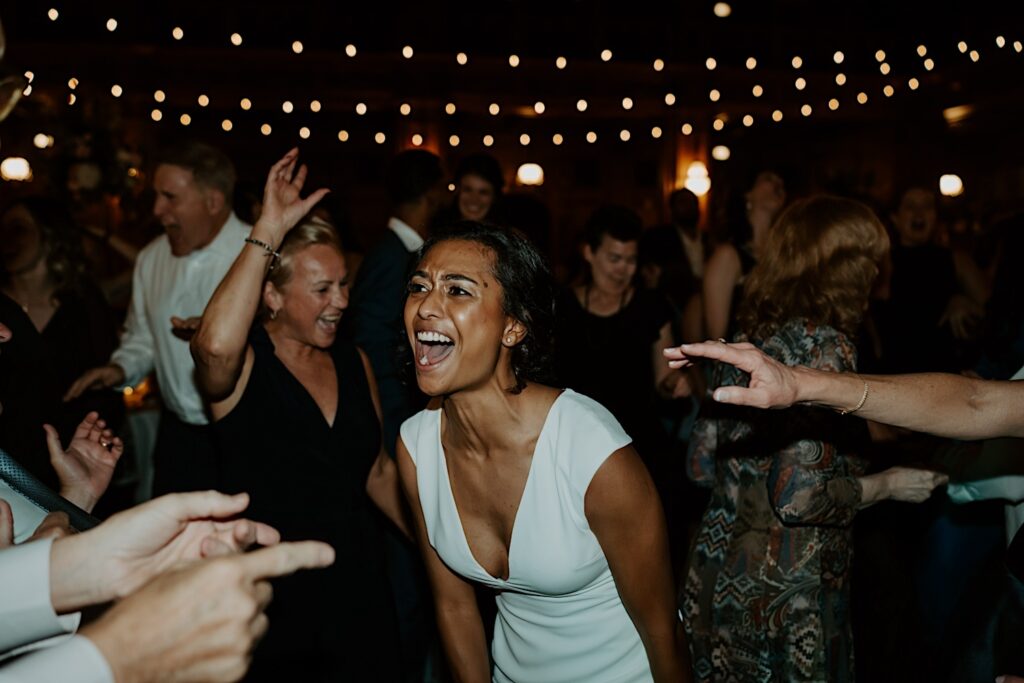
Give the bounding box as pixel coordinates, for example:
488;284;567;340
214;326;399;682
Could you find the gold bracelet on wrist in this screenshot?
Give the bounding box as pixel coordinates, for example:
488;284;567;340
839;379;869;416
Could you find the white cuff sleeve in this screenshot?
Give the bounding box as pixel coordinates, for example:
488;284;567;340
948;475;1024;504
0;539;80;655
0;635;113;683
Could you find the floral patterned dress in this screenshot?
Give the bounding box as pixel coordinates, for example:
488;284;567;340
681;319;868;683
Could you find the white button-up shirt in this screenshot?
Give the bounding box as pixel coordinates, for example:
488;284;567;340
111;213;251;425
388;216;424;252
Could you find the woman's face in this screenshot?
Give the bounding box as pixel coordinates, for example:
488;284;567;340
405;239;514;396
746;172;786;215
456;174;496;222
0;205;44;274
584;235;638;294
267;243;349;349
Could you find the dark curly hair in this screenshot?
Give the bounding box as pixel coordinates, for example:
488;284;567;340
413;221;556;393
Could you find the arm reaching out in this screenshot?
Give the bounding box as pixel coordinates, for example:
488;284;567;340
664;340;1024;440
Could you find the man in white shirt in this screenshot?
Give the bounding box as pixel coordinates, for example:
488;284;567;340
66;142;251;495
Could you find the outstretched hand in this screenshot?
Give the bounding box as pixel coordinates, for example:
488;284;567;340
45;411;124;512
255;148;330;245
663;340;801;409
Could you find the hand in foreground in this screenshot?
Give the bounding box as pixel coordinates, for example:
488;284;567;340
50;491;280;613
82;540;334;683
253;148;330;246
171;315;202;341
45;411;124;512
877;466;949;503
64;364;126;402
664;340;800;409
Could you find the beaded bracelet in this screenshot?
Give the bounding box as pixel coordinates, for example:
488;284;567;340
244;237;281;269
839;380;870;416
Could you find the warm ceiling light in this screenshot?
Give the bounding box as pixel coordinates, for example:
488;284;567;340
489;103;500;115
883;85;895;97
958;41;968;54
622;97;634;110
653;59;665;71
261;124;272;135
516;163;544;186
221;119;233;131
556;56;567;69
713;2;732;18
577;99;588;112
601;49;613;62
399;103;411;116
483;134;495;146
106;18;118;32
67;93;76;105
742;114;754;127
996;36;1006;48
151;109;163;122
908;78;920;90
410;134;423;147
664;93;676;105
283;100;295;113
292;41;304;54
198;94;210;107
586;131;597;143
712;118;725;131
875;50;886;62
509;54;520;67
801;104;812;116
534;101;545;114
772;109;783;121
338;130;350;142
836;73;847;85
969;50;980;62
179;114;191;126
924;58;935;70
445;102;456;115
706;57;717;70
917;45;928;57
402;45;414;59
299;127;310;139
0;157;32;182
752;84;764;97
240;98;252;110
942;104;974;125
552;133;563;145
48;8;59;21
833;51;845;64
795;77;806;90
172;27;184;40
880;63;891;75
111;84;123;97
449;135;460;146
939;174;964;197
346;44;357;57
681;123;693;135
1015;41;1023;52
857;92;868;104
828;98;840;110
792;56;803;68
520;133;531;145
310;100;321;113
619;129;631;141
375;132;386;144
709;89;720;102
745;57;757;70
154;89;166;102
355;102;366;115
33;133;50;149
68;77;79;90
230;33;242;46
711;145;731;161
456;52;468;65
684;161;710;196
651;126;662;138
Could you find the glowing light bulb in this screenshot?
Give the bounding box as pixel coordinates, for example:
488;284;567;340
402;45;413;59
172;27;184;40
230;33;242;46
292;41;303;54
338;130;350;142
111;84;123;97
456;52;468;65
221;119;233;131
619;129;631;142
283;101;295;113
346;44;357;57
601;49;613;62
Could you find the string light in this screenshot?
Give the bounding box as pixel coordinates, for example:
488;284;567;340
172;27;184;40
240;98;252;110
908;78;920;90
917;45;928;57
292;41;303;54
958;41;968;54
752;84;764;97
664;93;676;106
106;18;118;32
33;133;52;149
556;56;567;69
179;114;191;126
338;130;350;142
681;123;693;135
24;71;34;83
283;100;295;113
745;57;757;70
153;90;165;102
48;8;59;21
400;103;411;116
299;127;311;139
742;114;754;127
651;126;662;139
586;131;597;143
448;183;456;191
456;52;468;65
880;63;891;75
412;133;425;146
402;45;413;59
151;109;163;121
772;109;783;121
489;103;500;115
836;73;847;85
375;132;386;144
792;56;803;68
833;51;845;64
520;133;531;145
712;118;725;131
445;102;456;115
67;93;76;105
509;54;520;67
22;85;32;97
829;98;840;110
712;145;731;161
261;124;272;135
653;59;665;71
705;57;717;70
969;50;980;62
875;50;886;62
552;133;563;145
198;94;209;107
713;2;732;18
924;58;935;71
484;135;495;146
449;134;460;147
111;84;123;97
230;33;242;46
222;119;233;131
884;85;895;97
355;102;367;115
68;77;79;90
619;129;630;141
601;49;613;62
857;92;868;104
346;44;357;57
622;97;633;110
709;89;720;102
577;99;588;112
801;104;812;116
310;100;321;113
1015;41;1023;53
795;77;806;90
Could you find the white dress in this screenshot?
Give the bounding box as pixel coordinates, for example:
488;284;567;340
400;389;655;683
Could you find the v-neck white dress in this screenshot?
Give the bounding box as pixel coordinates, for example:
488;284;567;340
400;389;655;683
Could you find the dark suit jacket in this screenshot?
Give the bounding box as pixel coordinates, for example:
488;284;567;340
343;229;424;458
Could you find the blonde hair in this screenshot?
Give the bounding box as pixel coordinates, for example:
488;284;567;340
261;220;343;318
738;195;890;340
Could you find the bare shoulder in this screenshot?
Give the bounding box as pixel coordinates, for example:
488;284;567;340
584;446;657;522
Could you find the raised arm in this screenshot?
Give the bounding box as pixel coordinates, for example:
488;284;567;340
191;148;328;403
665;340;1024;440
586;446;691;683
396;437;490;683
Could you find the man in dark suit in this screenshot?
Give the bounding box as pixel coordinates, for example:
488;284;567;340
343;149;445;682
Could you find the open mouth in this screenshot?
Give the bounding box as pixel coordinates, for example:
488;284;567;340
414;330;455;369
317;314;341;333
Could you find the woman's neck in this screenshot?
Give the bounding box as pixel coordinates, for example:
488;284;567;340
265;323;327;363
441;374;531;456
